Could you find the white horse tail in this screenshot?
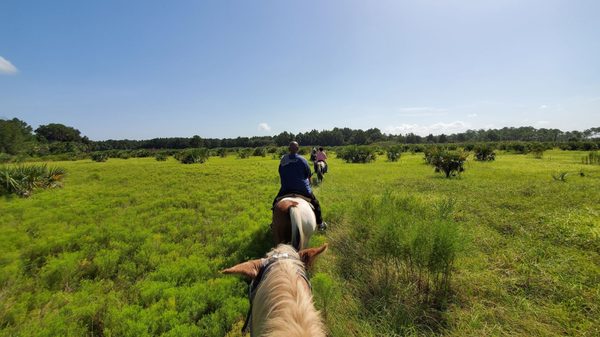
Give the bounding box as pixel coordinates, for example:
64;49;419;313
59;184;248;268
289;206;304;250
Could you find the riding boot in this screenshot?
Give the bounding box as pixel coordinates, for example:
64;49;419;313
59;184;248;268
309;194;323;225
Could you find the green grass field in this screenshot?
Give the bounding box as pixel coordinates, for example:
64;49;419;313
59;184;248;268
1;150;599;336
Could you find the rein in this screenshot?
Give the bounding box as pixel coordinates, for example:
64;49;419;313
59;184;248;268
242;252;312;334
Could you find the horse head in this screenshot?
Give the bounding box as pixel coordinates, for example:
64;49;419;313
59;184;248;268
222;244;328;336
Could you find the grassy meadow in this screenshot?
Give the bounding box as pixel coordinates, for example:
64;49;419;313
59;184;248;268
1;150;599;336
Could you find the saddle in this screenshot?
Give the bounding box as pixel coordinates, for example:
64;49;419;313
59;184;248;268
274;193;314;209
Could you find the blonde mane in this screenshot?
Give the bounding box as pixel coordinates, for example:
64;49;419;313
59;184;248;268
251;245;326;337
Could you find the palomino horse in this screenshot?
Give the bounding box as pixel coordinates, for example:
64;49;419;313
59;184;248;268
222;244;327;337
271;195;316;250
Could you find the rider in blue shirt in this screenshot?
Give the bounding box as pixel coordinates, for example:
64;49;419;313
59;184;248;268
273;141;326;230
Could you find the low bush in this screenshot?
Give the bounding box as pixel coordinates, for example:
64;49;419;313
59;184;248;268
134;149;152;158
473;144;496;161
237;148;252;159
0;153;12;163
386;145;402;162
252;147;267;157
117;151;131;159
425;148;467;178
155;153;167;161
91;152;108;162
0;164;66;197
337;145;377;163
216;148;228;157
527;142;546;159
175;148;209;164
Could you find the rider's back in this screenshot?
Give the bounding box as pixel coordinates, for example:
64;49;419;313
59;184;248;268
279;153;311;195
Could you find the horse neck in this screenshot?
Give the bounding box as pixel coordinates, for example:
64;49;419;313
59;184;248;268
252;260;325;337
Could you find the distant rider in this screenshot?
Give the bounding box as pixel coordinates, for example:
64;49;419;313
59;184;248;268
315;147;328;173
273;141;327;230
310;147;317;162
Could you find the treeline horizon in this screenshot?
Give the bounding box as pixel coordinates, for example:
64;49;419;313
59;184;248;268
1;117;599;156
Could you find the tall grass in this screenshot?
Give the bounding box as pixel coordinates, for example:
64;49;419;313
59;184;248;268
329;193;461;333
0;164;66;197
581;151;600;165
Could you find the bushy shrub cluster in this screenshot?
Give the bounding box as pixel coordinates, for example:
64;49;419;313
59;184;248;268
558;141;599;151
0;164;65;197
154;153;167;161
337;145;377;163
216;148;228;157
90;152;108;162
331;193;460;333
252;147;266;157
175;148;209;164
237;148;252;159
496;141;553;155
425;147;467;178
473;144;496;161
386;145;402;162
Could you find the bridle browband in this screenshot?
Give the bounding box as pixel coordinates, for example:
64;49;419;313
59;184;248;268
242;252;312;334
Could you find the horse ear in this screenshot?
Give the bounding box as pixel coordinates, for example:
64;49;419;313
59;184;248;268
221;259;262;280
299;244;328;269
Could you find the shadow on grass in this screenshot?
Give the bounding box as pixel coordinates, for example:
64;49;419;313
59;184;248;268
235;223;274;262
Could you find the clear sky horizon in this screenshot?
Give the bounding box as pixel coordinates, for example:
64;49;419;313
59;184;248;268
1;0;599;140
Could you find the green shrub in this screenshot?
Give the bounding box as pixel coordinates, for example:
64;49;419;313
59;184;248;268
252;147;267;157
134;149;152;158
117;151;131;159
0;153;12;163
216;148;228;158
463;143;476;151
528;142;546;159
337;145;377;163
386;145;402;162
298;147;309;155
0;164;66;197
237;148;252;159
425;148;467;178
91;152;108;162
474;144;496;161
176;148;209;164
155;153;168;161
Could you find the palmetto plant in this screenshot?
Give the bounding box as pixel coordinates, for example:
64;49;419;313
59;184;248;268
0;164;66;197
473;144;496;161
552;171;569;182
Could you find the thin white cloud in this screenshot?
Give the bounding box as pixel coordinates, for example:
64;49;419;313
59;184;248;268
468;113;478;118
385;121;469;136
0;56;18;75
539;104;548;109
258;122;271;131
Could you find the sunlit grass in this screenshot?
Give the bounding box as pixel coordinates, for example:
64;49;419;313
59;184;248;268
0;150;598;336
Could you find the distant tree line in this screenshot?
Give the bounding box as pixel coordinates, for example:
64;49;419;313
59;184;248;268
1;118;599;159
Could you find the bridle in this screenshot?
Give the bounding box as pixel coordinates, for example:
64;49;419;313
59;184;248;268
242;252;312;334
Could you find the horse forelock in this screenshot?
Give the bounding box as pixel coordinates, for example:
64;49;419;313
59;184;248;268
266;244;299;260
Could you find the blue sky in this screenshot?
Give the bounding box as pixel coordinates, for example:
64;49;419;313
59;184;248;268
1;0;599;140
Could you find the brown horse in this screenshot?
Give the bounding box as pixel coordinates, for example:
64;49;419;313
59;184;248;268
222;244;327;337
271;196;317;250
